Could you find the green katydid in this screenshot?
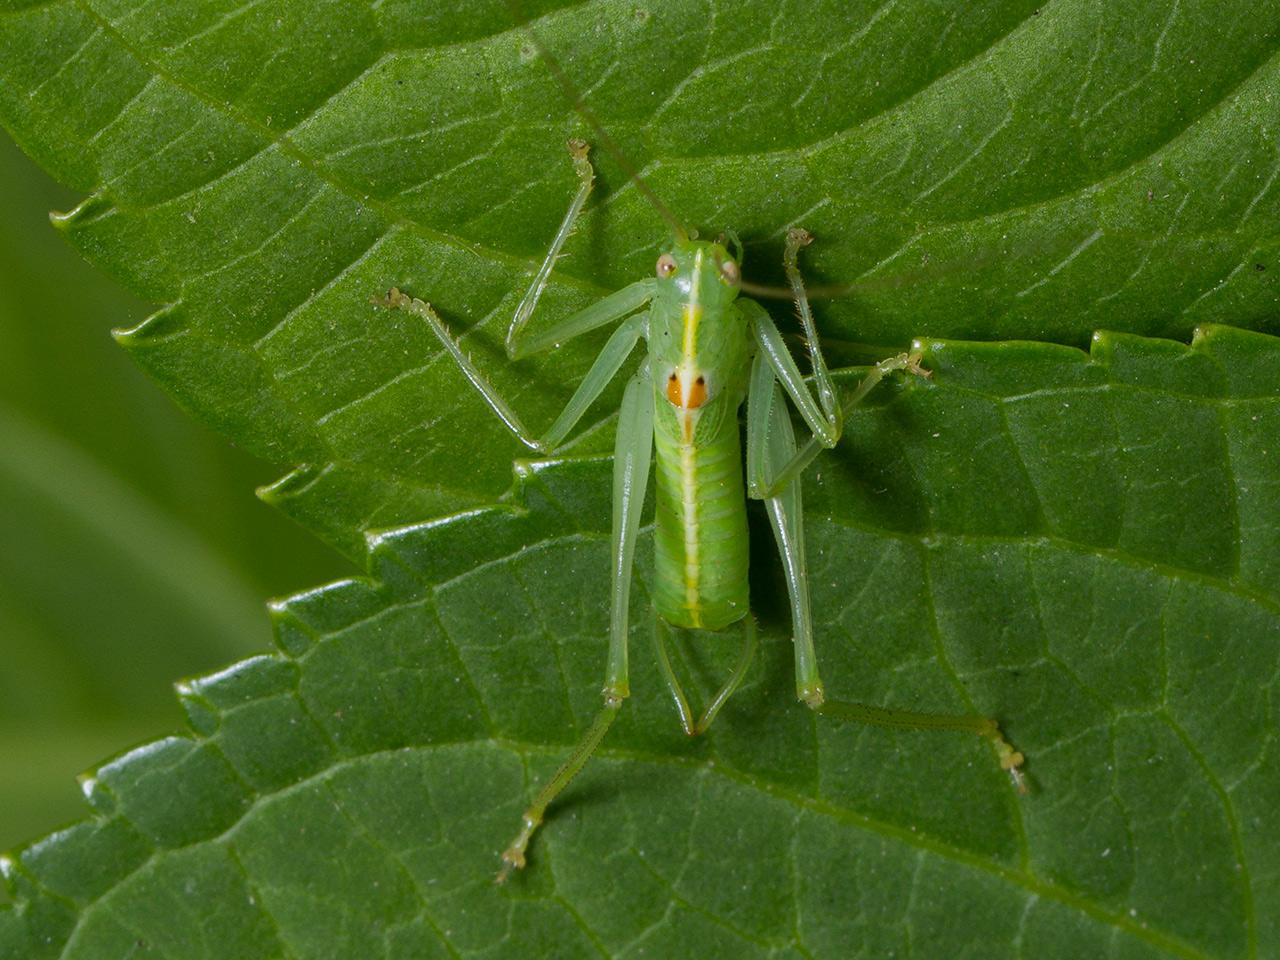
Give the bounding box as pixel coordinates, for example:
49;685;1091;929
376;29;1027;885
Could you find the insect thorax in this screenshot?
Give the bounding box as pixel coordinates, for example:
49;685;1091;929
648;239;751;430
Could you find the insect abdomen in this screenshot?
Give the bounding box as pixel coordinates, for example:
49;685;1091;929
652;423;750;631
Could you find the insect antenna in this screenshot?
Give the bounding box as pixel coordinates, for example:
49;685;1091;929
507;1;689;242
738;277;872;301
737;227;1058;302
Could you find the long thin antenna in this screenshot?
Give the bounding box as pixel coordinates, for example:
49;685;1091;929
738;227;1053;301
508;1;689;241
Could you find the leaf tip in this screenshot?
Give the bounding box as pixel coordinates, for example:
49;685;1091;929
48;193;115;233
256;464;326;506
74;771;111;815
111;304;185;348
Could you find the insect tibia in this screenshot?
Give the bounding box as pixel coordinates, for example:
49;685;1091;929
375;286;553;454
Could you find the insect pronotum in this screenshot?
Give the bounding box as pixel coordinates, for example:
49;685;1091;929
376;14;1027;883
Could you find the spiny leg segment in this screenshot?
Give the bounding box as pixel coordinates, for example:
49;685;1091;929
375;287;648;454
745;230;1026;791
507;139;594;356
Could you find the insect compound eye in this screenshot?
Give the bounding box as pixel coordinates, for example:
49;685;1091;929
656;253;678;278
718;259;740;286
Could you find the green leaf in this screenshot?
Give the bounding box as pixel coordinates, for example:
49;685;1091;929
0;134;348;850
2;0;1279;956
4;329;1279;957
1;0;1277;548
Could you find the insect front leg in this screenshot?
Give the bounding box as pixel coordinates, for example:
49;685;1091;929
742;296;840;452
782;227;840;421
501;139;658;361
496;364;655;883
746;346;929;500
374;294;649;453
740;227;844;448
745;354;1027;791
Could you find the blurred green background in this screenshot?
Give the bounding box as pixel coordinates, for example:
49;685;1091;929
0;131;350;866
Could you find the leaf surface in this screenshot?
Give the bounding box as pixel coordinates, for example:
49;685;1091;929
3;330;1279;958
0;134;347;851
1;0;1279;956
1;0;1277;546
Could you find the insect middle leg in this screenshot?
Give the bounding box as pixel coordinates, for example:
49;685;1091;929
745;226;1027;788
746;350;1027;789
741;228;930;499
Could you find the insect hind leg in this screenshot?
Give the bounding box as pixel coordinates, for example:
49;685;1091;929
497;364;655;882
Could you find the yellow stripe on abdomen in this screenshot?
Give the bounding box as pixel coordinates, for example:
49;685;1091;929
652;424;751;632
679;422;701;626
